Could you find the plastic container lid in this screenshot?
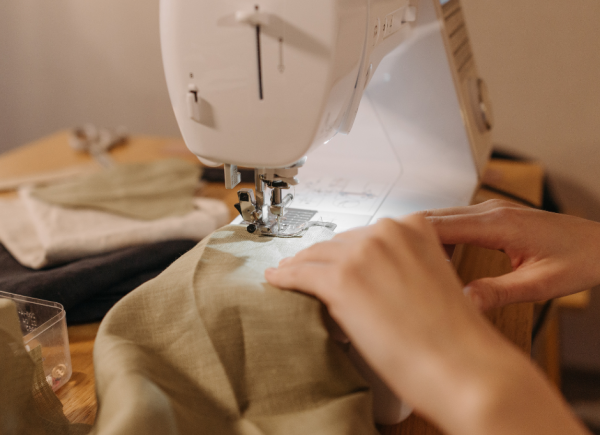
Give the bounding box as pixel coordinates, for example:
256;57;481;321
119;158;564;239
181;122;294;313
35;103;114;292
0;291;72;391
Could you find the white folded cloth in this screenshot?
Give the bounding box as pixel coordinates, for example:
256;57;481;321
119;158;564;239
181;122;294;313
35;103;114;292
0;189;230;269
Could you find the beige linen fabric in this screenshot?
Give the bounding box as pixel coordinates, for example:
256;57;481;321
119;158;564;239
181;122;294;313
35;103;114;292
30;159;201;220
92;225;377;435
0;191;229;269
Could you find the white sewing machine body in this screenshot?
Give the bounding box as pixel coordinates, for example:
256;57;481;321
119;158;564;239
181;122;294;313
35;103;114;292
286;0;494;232
161;0;492;424
161;0;420;168
161;0;492;234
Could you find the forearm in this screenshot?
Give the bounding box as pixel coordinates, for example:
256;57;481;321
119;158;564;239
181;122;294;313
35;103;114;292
266;213;592;434
390;318;590;435
468;361;590;435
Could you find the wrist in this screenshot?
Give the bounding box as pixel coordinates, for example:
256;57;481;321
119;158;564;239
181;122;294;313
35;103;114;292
463;355;587;435
420;316;521;434
382;308;511;430
408;317;588;435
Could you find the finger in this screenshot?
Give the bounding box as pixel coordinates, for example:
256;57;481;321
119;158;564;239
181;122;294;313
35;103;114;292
417;199;526;218
286;239;348;265
402;215;448;251
278;257;292;267
463;266;552;310
265;263;331;299
417;205;484;218
330;225;379;242
388;213;437;237
394;214;456;258
426;213;511;251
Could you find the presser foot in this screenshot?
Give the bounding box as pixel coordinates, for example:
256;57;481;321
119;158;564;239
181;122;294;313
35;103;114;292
232;164;336;237
242;208;336;238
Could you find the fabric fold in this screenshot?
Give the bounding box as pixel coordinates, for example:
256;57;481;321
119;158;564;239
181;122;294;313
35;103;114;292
0;189;229;269
30;159;202;220
92;225;377;435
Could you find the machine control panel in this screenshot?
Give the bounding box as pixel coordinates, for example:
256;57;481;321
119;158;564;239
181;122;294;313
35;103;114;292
382;6;417;40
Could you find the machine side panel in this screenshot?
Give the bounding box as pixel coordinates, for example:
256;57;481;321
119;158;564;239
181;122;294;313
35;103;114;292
370;0;479;213
434;0;493;176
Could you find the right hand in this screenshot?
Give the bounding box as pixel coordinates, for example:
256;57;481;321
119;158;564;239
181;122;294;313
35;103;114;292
423;199;600;310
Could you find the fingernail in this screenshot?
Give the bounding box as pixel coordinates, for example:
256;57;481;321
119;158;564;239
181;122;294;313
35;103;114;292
265;267;276;275
279;257;291;266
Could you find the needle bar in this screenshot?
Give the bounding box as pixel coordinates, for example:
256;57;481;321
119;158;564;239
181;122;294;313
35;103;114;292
256;25;263;100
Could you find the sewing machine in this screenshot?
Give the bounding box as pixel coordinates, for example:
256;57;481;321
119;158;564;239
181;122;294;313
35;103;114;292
160;0;492;237
160;0;492;423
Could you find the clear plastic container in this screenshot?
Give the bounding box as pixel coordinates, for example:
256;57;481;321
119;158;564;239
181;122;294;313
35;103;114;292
0;291;72;391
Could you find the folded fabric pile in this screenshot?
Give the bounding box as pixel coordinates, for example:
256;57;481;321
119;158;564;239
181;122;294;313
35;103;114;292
0;159;229;269
0;158;231;323
92;225;377;435
30;158;202;220
0;240;196;324
0;190;228;269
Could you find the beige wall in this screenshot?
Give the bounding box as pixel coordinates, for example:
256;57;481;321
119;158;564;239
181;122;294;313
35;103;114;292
0;0;180;154
2;0;600;368
461;0;600;220
460;0;600;371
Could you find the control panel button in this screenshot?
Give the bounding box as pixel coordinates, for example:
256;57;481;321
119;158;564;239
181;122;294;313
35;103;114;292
383;6;416;39
373;18;381;46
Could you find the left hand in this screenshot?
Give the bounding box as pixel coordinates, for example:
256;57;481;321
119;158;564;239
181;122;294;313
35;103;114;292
421;199;600;310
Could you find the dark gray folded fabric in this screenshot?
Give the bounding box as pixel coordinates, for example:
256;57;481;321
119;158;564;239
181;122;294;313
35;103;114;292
0;240;197;324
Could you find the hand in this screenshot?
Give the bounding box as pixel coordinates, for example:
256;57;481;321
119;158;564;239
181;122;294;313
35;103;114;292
265;216;588;435
424;199;600;310
266;216;485;430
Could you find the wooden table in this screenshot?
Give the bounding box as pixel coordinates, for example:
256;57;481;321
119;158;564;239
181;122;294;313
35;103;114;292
0;131;540;434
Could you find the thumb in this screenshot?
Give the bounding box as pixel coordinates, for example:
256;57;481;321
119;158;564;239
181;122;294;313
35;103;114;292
463;268;547;311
